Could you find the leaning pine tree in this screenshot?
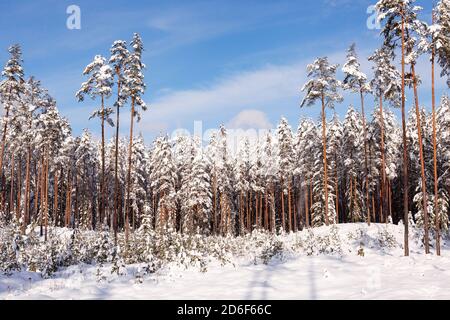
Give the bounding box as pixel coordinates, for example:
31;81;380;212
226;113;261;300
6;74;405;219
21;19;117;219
301;57;343;226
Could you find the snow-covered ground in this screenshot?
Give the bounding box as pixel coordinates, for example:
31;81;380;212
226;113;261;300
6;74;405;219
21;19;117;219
1;223;450;300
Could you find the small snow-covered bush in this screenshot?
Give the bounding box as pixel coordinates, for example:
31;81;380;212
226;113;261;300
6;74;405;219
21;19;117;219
301;225;342;256
377;227;397;250
259;239;284;264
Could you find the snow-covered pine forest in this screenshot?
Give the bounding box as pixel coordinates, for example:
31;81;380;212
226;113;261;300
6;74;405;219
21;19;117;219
1;0;450;298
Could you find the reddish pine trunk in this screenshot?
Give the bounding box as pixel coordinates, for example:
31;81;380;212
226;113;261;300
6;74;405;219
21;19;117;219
431;28;440;256
99;95;106;228
53;169;59;226
304;184;310;228
360;90;370;226
401;8;410;256
264;189;269;230
379;93;387;223
411;64;430;254
335;152;339;224
125;97;136;243
23;147;31;234
288;184;292;232
321;92;330;225
16;156;21;222
0;90;12;211
281;184;285;231
10;154;14;217
65;169;72;227
113;66;122;239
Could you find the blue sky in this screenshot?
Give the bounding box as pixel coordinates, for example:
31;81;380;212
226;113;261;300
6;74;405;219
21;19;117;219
0;0;446;142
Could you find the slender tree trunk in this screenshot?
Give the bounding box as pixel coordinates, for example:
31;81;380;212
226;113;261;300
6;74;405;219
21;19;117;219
255;192;259;229
335;152;339;224
372;194;376;222
264;189;269;230
259;192;263;229
360;90;371;226
10;154;14;216
113;67;122;240
387;180;391;220
125;96;136;243
431;30;440;256
411;63;430;254
53;169;59;226
280;183;285;231
213;178;217;234
44;150;49;241
379;92;387;223
401;11;410;256
309;178;312;212
65;169;71;227
16;156;21;222
288;183;292;232
23;145;31;234
271;186;275;232
304;184;310;228
321;92;330;225
35;158;41;227
239;191;244;234
74;172;79;229
99;94;106;229
39;157;44;236
249;192;252;231
349;176;354;222
0;91;12;209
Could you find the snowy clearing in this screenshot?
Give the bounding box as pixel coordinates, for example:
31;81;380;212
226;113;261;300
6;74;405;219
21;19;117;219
1;223;450;300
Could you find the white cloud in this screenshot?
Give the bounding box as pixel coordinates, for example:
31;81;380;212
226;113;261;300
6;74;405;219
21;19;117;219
227;109;273;130
138;50;348;135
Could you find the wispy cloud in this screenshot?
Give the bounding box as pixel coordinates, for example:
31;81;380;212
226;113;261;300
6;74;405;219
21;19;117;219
137;50;349;136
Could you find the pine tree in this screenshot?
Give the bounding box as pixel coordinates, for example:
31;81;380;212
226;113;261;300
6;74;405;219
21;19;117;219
20;78;45;232
311;120;336;227
186;139;212;235
109;40;130;238
73;130;99;229
129;135;149;230
149;136;177;232
235;138;251;234
327;114;343;223
0;45;25;212
173;135;195;234
276;118;294;232
342;43;371;224
369;46;401;223
375;0;423;255
436;95;450;234
296;119;320;227
434;0;450;87
342;106;364;222
123;33;147;242
417;8;447;254
211;126;234;236
261;132;278;232
301;57;342;225
76;55;114;228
